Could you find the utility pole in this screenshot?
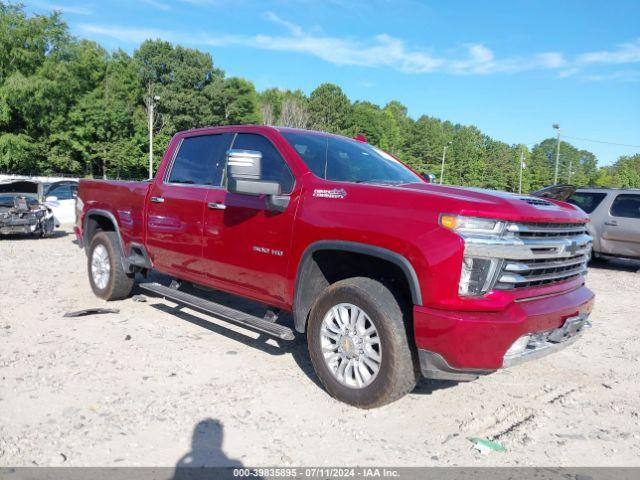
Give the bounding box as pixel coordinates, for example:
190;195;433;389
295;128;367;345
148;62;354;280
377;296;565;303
518;148;525;194
567;158;573;184
439;141;452;185
148;99;154;180
146;85;160;180
553;123;561;184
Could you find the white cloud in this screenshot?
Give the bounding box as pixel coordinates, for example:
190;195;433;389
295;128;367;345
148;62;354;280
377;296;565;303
177;0;221;6
78;24;169;43
139;0;171;11
585;70;640;82
77;14;640;79
534;52;566;69
577;39;640;65
32;1;93;15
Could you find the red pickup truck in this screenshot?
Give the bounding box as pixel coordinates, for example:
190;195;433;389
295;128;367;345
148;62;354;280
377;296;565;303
75;125;594;408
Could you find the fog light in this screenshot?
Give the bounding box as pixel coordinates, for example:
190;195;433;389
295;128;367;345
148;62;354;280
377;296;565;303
458;256;500;296
505;334;531;357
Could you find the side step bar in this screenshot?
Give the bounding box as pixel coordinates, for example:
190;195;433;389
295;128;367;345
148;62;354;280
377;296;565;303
139;282;295;341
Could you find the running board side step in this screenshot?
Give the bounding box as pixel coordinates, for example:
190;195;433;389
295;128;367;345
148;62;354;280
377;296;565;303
139;282;295;341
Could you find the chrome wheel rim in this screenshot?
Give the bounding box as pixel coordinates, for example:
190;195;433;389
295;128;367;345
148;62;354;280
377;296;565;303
320;303;382;389
91;244;110;290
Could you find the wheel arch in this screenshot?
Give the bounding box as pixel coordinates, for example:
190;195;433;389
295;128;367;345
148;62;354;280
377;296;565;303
293;240;423;333
84;209;124;255
84;209;152;271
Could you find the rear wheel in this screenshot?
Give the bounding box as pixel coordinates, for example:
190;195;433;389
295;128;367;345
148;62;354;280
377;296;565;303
307;277;418;408
88;231;134;300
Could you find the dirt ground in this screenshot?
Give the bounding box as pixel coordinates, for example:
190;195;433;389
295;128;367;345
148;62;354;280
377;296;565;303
1;226;639;467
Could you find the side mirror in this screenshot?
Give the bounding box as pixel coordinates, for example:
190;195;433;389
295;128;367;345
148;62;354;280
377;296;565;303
226;149;281;196
422;173;437;183
45;195;58;202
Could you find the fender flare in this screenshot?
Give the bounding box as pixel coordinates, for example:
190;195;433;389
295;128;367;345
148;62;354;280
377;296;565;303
293;240;423;333
83;209;129;270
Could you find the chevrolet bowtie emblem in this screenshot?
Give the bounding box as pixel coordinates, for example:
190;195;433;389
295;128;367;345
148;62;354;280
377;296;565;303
566;241;580;256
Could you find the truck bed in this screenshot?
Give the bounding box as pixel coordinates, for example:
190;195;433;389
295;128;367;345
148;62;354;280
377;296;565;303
77;179;151;252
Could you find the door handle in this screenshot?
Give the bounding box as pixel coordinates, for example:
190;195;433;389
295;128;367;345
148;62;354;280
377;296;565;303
207;202;226;210
604;220;618;226
150;196;164;204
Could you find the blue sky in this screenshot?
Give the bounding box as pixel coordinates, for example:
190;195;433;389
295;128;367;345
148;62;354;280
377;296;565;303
27;0;640;165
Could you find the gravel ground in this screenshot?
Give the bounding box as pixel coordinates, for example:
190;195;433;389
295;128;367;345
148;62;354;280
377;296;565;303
1;226;639;467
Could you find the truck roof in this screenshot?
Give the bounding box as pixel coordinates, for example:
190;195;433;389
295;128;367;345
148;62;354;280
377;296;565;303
181;124;355;141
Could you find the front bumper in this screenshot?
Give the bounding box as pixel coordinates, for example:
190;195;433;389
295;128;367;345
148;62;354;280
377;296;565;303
414;284;594;380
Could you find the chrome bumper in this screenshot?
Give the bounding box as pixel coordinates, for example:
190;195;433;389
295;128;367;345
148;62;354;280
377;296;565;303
502;313;591;367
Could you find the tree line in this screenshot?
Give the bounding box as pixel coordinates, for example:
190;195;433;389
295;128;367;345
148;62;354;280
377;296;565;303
1;3;638;189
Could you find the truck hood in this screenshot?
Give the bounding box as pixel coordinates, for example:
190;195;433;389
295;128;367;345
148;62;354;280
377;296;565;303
0;180;43;200
398;182;586;223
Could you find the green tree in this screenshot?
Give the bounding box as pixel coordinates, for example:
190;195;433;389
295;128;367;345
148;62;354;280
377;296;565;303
308;83;350;133
205;76;260;126
0;2;68;80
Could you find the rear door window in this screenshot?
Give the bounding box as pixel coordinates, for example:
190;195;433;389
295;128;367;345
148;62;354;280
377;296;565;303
168;133;233;186
610;194;640;219
567;192;607;214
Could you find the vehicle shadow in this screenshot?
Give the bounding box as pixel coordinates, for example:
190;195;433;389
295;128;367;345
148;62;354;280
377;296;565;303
149;302;322;390
142;274;455;396
412;378;459;395
172;418;257;480
588;257;640;272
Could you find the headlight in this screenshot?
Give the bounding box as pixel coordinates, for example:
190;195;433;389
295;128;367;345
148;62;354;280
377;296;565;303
440;215;506;296
439;214;506;236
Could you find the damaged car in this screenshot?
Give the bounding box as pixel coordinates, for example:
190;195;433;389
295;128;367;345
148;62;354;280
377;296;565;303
0;180;57;237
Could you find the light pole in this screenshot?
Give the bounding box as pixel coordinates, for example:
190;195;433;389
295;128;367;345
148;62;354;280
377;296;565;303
148;93;160;180
518;148;525;194
439;141;452;185
553;123;561;184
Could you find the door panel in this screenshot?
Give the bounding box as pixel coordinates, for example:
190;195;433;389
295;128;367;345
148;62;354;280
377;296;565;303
202;191;298;304
201;132;297;305
145;132;232;278
600;193;640;258
145;183;207;277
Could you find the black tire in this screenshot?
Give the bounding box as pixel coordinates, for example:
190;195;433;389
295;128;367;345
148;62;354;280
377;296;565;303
87;231;134;300
307;277;418;408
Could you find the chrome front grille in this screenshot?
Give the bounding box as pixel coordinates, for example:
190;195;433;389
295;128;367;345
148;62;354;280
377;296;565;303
494;222;591;290
506;222;588;238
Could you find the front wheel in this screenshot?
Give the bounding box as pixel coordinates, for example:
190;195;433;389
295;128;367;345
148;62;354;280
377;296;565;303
87;231;134;300
307;277;418;408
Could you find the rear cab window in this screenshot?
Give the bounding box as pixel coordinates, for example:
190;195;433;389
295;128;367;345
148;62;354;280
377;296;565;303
610;194;640;219
167;133;233;186
567;192;608;214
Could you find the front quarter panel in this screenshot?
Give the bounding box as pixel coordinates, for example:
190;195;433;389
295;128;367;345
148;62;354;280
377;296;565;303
286;175;456;307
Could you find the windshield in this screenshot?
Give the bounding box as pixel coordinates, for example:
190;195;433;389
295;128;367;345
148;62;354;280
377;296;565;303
282;132;422;185
0;194;38;207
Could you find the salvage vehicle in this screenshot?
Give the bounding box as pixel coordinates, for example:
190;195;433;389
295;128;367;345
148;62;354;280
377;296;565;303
45;180;79;225
75;126;595;408
0;180;56;237
567;187;640;260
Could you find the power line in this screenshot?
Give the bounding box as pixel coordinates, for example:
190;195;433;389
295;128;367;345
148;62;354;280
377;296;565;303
562;135;640;149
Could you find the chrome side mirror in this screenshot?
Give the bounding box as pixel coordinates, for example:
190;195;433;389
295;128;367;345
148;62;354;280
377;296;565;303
226;149;281;196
